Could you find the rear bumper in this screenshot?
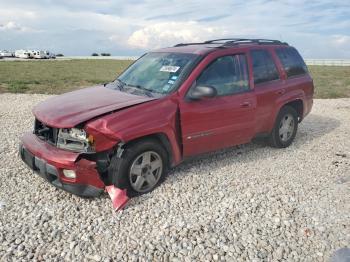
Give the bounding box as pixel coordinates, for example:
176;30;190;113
19;132;105;197
303;97;313;119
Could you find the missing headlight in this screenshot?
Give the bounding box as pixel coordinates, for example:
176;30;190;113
57;128;95;153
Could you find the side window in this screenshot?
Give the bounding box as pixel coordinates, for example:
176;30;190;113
251;50;280;84
276;47;308;78
196;54;250;96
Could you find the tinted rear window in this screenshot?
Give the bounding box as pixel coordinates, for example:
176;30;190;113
251;50;280;84
276;47;308;78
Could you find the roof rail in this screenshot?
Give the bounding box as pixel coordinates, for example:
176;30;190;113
174;38;288;47
222;38;288;46
174;42;209;47
204;38;249;43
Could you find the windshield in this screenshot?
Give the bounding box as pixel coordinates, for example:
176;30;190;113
116;52;198;95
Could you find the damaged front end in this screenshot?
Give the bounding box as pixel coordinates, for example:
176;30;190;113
56;128;95;153
79;143;130;210
20;131;130;211
79;144;123;186
19;133;105;197
20;118;125;199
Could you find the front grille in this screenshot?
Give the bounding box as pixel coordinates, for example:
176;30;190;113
34;119;58;145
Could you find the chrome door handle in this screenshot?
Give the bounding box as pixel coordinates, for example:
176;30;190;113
240;101;251;108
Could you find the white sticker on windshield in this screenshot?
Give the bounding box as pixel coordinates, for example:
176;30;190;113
163;84;172;91
160;66;180;73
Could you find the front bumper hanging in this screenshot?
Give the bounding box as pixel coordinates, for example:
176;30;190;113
19;132;130;210
19;137;104;197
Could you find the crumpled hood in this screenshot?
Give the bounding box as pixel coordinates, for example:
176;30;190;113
33;86;156;128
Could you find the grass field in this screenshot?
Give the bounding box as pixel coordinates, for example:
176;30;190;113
0;59;349;98
308;66;350;98
0;60;132;94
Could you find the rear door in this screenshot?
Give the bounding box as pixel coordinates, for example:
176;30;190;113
275;47;314;116
249;48;284;133
179;53;256;157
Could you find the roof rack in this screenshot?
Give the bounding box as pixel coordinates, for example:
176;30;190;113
174;38;288;47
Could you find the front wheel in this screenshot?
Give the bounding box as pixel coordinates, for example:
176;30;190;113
269;106;298;148
108;139;168;197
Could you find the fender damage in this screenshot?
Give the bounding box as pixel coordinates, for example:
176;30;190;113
79;96;181;208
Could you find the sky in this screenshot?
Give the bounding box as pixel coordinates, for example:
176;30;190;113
0;0;349;58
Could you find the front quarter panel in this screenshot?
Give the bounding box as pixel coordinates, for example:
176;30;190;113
84;125;120;152
85;96;182;165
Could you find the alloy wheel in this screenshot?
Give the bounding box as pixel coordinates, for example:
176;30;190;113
129;151;163;193
278;113;295;142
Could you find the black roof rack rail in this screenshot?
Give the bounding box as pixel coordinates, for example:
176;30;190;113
174;42;209;47
222;38;288;46
204;38;249;43
174;38;288;47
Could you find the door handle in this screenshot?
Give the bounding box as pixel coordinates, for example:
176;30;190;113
276;89;286;95
240;101;251;108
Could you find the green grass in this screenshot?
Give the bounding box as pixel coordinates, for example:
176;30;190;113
308;65;350;98
0;59;132;94
0;60;349;98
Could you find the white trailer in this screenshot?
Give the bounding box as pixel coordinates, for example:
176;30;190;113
0;50;14;57
15;50;31;59
33;50;48;59
27;50;37;59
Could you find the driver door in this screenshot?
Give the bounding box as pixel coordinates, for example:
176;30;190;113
179;53;256;157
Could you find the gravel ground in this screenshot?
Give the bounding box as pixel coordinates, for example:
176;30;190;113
0;93;349;261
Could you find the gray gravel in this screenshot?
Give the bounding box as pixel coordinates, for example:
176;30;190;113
0;93;349;261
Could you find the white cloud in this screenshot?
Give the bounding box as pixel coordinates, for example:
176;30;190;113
0;21;20;30
127;21;228;49
0;0;349;57
0;21;37;32
0;9;37;20
331;35;350;47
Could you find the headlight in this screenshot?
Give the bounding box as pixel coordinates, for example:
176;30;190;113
57;128;95;153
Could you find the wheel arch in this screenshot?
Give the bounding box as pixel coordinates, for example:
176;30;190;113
121;132;177;168
284;99;304;122
268;97;305;133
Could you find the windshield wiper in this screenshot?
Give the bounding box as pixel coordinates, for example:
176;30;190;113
114;79;126;91
125;83;154;97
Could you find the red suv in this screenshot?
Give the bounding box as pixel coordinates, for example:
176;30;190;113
19;39;314;197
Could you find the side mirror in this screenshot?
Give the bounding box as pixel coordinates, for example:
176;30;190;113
189;85;217;100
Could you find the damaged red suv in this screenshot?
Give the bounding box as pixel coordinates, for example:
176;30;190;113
19;39;314;197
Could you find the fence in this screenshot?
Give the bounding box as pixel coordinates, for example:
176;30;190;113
305;59;350;66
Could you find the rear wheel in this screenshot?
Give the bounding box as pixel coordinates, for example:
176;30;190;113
108;139;168;197
269;106;298;148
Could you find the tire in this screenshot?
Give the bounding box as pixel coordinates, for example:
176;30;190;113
108;139;168;197
269;106;298;148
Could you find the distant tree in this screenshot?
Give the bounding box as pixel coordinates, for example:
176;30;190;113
56;53;64;57
100;53;111;56
92;53;99;56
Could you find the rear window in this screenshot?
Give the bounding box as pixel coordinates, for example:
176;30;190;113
251;50;280;84
276;47;308;78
